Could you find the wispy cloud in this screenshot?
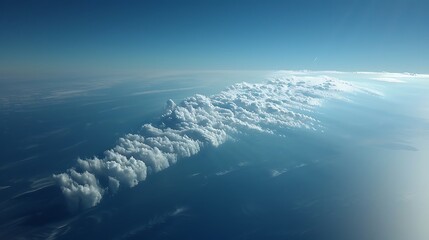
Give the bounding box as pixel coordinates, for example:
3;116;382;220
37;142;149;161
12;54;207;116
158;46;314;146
0;186;11;190
118;207;189;240
130;86;201;96
270;168;288;177
215;169;234;176
371;77;405;83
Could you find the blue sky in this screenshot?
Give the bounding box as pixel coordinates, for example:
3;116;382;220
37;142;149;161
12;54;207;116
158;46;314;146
1;0;428;76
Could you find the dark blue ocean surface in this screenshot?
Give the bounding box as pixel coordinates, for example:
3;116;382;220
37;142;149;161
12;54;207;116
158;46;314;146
0;71;428;239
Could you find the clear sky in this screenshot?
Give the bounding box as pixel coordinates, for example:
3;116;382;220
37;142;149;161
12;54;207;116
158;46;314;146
1;0;428;76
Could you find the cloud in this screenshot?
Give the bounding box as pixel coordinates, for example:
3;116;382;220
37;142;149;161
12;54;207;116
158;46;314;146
118;206;188;239
275;70;429;84
215;169;233;176
130;86;201;96
270;168;288;177
54;170;103;209
371;77;405;83
54;72;368;209
356;71;429;83
11;177;56;199
0;186;11;190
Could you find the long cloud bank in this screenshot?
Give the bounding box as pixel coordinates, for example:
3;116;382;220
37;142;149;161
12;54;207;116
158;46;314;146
54;73;370;209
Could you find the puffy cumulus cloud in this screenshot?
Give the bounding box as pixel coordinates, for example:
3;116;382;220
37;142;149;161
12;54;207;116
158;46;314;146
54;170;103;209
54;73;367;209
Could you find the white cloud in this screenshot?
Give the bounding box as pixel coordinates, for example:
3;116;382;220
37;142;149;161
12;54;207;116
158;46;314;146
54;72;370;209
54;170;103;209
119;206;189;239
0;186;11;190
271;168;288;177
371;77;405;83
355;71;429;83
188;173;201;177
215;170;233;176
130;86;200;96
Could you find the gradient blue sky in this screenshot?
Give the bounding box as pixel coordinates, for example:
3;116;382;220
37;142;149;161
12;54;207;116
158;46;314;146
1;0;428;76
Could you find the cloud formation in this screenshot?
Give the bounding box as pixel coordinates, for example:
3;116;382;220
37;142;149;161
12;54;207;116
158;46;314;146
54;73;367;209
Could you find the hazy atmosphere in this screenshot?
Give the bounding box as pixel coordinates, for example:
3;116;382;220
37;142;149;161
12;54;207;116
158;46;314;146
1;0;429;75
